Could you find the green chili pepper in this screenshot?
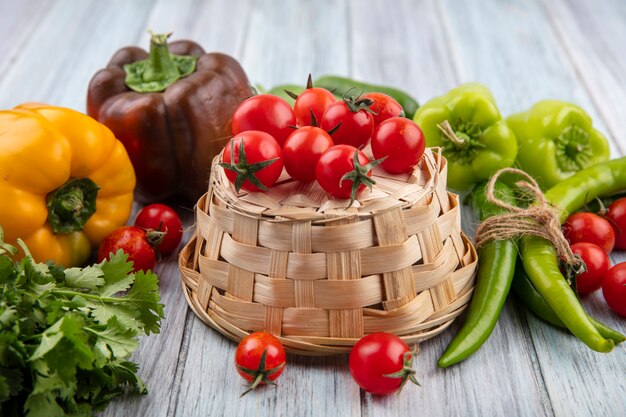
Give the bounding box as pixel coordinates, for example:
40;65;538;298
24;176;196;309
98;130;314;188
520;156;626;353
413;83;518;192
512;262;625;344
507;100;610;190
437;182;517;368
314;75;420;119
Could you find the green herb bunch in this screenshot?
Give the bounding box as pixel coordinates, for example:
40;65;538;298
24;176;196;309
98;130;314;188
0;227;165;417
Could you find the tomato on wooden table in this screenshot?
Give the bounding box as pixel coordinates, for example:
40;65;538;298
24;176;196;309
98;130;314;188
220;131;283;193
349;332;419;395
234;331;286;396
362;92;405;126
320;92;375;148
603;263;626;317
283;126;334;182
606;198;626;250
570;242;610;295
134;204;183;256
98;226;157;272
563;212;615;254
371;117;425;174
232;94;296;146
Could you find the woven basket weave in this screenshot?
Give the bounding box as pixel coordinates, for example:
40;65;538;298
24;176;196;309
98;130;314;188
178;148;477;355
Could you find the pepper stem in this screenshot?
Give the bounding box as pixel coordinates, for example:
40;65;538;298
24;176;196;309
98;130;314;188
143;31;179;83
46;178;100;234
437;120;466;148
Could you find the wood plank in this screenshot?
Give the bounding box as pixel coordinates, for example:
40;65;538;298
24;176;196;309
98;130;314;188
0;0;157;111
439;1;626;417
351;1;549;415
0;0;51;80
541;0;626;154
170;1;360;416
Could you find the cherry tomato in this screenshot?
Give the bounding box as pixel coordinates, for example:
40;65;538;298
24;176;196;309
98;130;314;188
320;99;374;148
602;263;626;317
283;126;334;182
563;212;615;254
606;198;626;250
570;242;610;295
349;332;417;395
221;131;283;193
235;331;286;395
232;94;296;146
371;117;425;174
362;92;404;126
294;87;336;127
134;204;183;256
316;145;373;201
98;226;157;272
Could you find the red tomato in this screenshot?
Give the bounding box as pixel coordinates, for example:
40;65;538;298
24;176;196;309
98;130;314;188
570;242;610;295
98;226;157;272
362;92;404;125
349;332;417;395
134;204;183;256
316;145;373;201
371;117;425;174
602;263;626;317
606;198;626;250
283;126;334;182
221;131;283;193
320;99;375;148
232;94;296;146
294;87;336;127
234;331;286;395
563;212;615;254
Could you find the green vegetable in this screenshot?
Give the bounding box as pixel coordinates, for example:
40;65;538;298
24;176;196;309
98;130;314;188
0;228;164;417
314;75;420;119
413;83;518;191
267;84;305;106
438;182;517;368
520;156;626;353
507;100;610;190
512;262;625;344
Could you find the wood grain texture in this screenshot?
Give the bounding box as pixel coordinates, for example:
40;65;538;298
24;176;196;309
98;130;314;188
0;0;624;416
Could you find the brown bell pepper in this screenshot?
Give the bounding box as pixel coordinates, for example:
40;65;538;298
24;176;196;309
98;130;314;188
87;32;252;203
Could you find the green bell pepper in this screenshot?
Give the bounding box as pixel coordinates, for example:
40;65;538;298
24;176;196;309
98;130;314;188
413;83;517;191
506;100;610;189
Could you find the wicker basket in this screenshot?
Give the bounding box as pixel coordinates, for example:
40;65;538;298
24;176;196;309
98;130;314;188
178;148;477;355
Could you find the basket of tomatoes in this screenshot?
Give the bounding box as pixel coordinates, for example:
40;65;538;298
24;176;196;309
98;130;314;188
178;81;478;354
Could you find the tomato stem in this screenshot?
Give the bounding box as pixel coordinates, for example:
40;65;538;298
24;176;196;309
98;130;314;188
339;151;385;207
219;138;279;192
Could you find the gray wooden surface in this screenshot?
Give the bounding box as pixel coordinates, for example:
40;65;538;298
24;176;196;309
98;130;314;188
0;0;624;416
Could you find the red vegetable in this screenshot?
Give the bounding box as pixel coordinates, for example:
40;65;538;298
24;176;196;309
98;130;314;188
316;145;382;206
371;117;425;174
234;332;286;396
232;94;296;147
98;226;157;272
606;198;626;250
349;332;419;395
220;131;283;192
563;212;615;254
602;263;626;317
292;76;336;127
134;204;183;256
570;242;610;295
283;126;334;182
320;93;375;148
362;92;404;125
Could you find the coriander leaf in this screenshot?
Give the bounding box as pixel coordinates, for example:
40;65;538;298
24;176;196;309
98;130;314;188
109;361;147;395
0;367;23;399
123;270;164;335
24;392;65;417
0;255;17;285
85;300;141;333
64;266;104;290
97;250;134;297
89;317;138;360
29;318;65;362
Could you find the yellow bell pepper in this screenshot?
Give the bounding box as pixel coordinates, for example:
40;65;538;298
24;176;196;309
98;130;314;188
0;103;135;267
